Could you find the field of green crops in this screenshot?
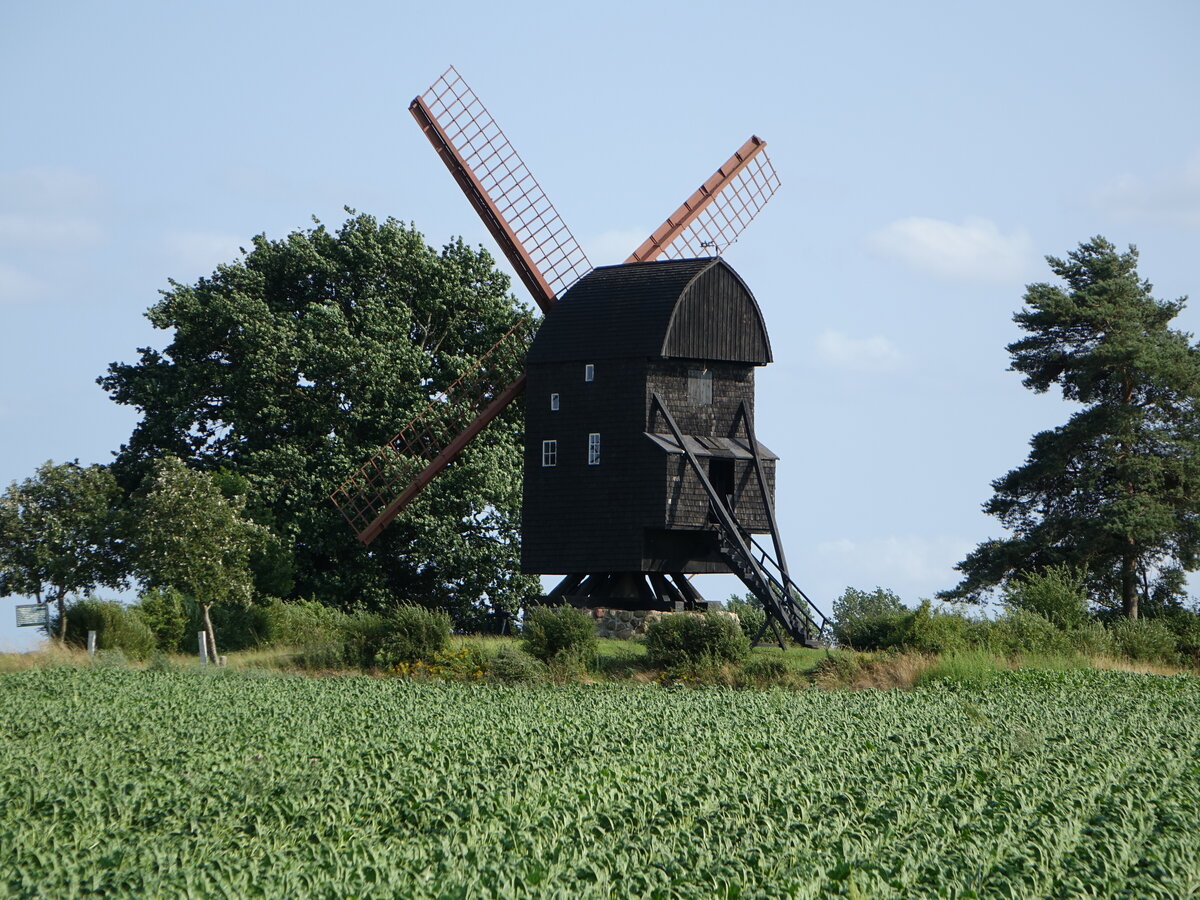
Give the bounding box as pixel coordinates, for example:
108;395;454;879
2;667;1199;898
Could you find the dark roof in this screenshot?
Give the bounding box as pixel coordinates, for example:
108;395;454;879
527;257;772;364
644;432;778;461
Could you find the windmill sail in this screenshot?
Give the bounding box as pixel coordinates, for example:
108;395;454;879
332;68;596;544
411;66;592;310
627;136;781;263
330;320;529;543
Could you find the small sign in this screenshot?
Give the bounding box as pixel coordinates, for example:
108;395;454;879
15;604;49;627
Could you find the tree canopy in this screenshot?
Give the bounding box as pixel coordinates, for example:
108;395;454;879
134;457;265;659
100;212;539;624
943;237;1200;617
0;461;124;638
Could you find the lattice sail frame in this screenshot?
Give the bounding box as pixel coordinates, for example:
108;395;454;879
627;136;781;263
330;319;530;537
658;152;781;259
417;67;592;301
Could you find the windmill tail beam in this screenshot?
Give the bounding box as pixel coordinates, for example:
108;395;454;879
626;136;779;263
355;373;528;545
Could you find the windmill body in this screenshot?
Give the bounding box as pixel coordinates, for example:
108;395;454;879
332;68;828;643
523;257;781;609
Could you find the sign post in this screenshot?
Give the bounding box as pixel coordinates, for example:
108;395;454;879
15;604;49;628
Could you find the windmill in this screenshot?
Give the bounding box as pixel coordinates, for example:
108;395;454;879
330;67;827;646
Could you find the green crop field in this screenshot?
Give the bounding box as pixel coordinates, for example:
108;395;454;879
2;667;1199;898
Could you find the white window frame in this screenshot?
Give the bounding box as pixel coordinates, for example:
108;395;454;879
542;439;557;467
584;363;594;382
550;392;560;411
587;433;600;466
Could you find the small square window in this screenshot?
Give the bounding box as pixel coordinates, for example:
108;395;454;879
542;439;557;467
584;363;594;382
550;393;560;411
688;368;713;405
588;433;600;466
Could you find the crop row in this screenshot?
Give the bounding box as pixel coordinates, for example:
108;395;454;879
1;667;1199;897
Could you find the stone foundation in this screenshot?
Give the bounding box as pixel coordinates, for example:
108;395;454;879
585;607;738;640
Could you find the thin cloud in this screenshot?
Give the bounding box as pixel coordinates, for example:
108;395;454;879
815;534;975;592
869;216;1037;283
815;330;905;372
1094;152;1200;228
0;263;45;303
0;214;105;249
0;166;105;211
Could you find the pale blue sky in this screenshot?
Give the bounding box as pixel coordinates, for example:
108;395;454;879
2;1;1198;649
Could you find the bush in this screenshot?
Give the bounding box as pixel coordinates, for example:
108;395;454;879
1109;618;1179;664
522;606;598;665
1156;608;1200;664
1063;622;1115;657
181;600;268;653
376;606;452;668
291;641;349;671
1003;565;1090;630
487;647;548;684
985;609;1069;658
262;598;346;648
333;611;390;670
132;587;189;651
645;612;749;667
904;601;981;654
724;594;766;640
62;599;156;661
391;643;488;680
831;587;909;649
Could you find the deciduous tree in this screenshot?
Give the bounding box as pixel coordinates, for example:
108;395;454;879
100;212;539;624
133;457;265;660
0;461;123;640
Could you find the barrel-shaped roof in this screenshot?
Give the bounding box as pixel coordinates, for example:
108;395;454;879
527;257;772;365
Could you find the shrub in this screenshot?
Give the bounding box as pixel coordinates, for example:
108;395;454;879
644;612;749;667
376;606;452;668
181;600;268;653
262;598;345;648
335;611;390;670
132;587;189;651
724;594;767;640
1003;565;1090;630
985;609;1069;658
1156;608;1200;664
904;601;980;654
522;606;598;665
291;641;349;671
1063;622;1116;657
63;599;156;661
831;587;909;649
392;644;488;680
1109;618;1179;664
487;647;548;684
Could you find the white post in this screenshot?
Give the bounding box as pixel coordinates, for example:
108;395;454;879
198;631;209;665
218;655;227;668
87;630;97;656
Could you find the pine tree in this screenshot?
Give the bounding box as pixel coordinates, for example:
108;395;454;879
944;237;1200;618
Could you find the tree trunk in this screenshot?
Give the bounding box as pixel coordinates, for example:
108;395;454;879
201;602;219;663
1121;550;1139;620
56;592;67;643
